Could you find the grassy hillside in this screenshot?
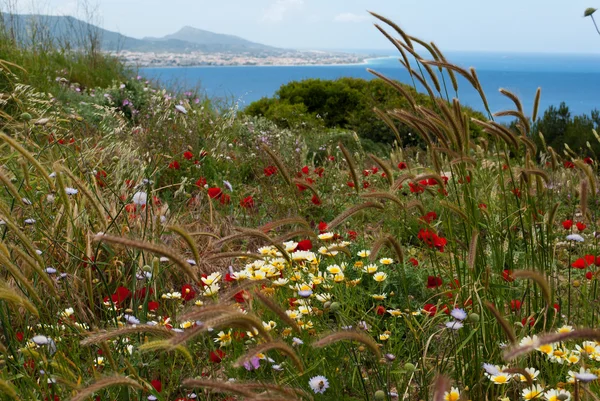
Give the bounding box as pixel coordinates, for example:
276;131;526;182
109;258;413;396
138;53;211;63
0;12;599;401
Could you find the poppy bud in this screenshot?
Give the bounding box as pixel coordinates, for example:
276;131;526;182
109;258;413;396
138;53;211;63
374;390;386;401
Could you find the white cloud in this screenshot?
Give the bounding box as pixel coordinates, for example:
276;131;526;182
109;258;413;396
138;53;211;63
262;0;303;22
334;12;370;23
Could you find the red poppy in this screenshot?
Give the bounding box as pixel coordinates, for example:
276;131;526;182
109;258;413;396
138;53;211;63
576;222;587;231
510;300;522;311
314;167;325;177
311;194;322;205
421;211;438;224
111;286;131;305
398;162;408;170
478;203;488;210
95;170;107;187
150;379;162;393
502;269;514;282
208;187;222;199
297;239;313;251
168;160;180;169
511;188;521;198
362;169;370;177
553;303;560;312
301;166;310;175
418;229;448;252
210;349;226;363
375;305;386;315
522;316;535;327
148;301;159;312
423;303;437;316
584;157;594;165
409;258;419;266
571;255;595;269
347;230;358;240
426;276;443;289
195;177;207;187
347;181;355;188
586;271;594;280
183;151;193;160
371;166;379;174
318;221;328;233
596;256;600;266
16;332;24;342
362;181;370;189
562;220;573;230
264;166;278;176
125;203;137;213
219;194;231;205
289;297;298;307
296;183;307;191
564;161;575;169
181;284;196;301
233;290;249;304
409;182;425;194
135;287;154;300
441;305;450;315
240;196;255;209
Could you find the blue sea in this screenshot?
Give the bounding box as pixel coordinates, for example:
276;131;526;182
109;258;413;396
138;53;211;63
140;52;600;116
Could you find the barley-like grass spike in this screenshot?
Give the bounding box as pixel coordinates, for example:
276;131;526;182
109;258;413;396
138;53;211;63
373;108;403;145
182;379;256;398
260;217;311;233
81;325;174;346
432;375;451;401
167;225;201;266
580;179;589;218
368;11;414;49
260;143;294;189
312;330;382;360
369;154;394;186
503;328;600;361
253;290;301;333
328;202;385;229
338;142;360;194
532;87;542;121
467;229;479;269
0;378;17;399
512;270;551;306
360;192;404;208
485;301;517;344
69;376;143;401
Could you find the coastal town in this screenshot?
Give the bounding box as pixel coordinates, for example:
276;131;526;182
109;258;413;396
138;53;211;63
111;49;369;67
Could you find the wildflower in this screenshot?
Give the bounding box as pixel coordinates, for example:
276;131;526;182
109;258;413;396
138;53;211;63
574;369;598;383
379;257;394;265
363;264;378;274
426;276;443;289
522;384;544;400
519;368;540;382
223;180;233;191
502;269;514;282
423;303;437;316
318;232;334;241
181;284;196;301
308;375;329;394
240;196;254;209
297;239;312;251
372;294;387;301
373;272;388;282
183;151;193;160
297;284;313;298
207;187;223;199
132;191;147;206
489;372;511;384
409;257;419;266
446;321;463;330
379;331;390;341
168;160;180;169
398;162;408;170
387;309;402;317
65;187;78;195
264;166;278;176
214;330;232;347
544;389;571;401
175;104;187;114
444;387;460;401
562;220;573;229
210;349;225;363
292;337;304;346
195;177;207;187
566;234;584;242
244;356;261;371
24;218;36;225
577;222;587;231
482;363;500;376
451;308;467;321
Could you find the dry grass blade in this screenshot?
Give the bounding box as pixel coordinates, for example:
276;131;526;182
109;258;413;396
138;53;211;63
368;69;416;110
582;385;600;401
467;229;479;269
503;329;600;360
432;375;450;401
167;225;201;265
502;368;532;386
69;376;143;401
485;301;516;344
532;87;542;121
439;200;469;222
430;42;459;92
369;154;394;185
260;143;293;188
137;339;194;365
493;110;530;134
182;379;257;398
575;160;597;196
405;200;426;215
234;340;304;371
188;231;220;239
328;202;385;230
10;245;58;295
0;249;43;305
0;284;38;317
312;330;381;360
368;11;413;49
338;142;360;194
450;156;476;166
260;217;311;233
253;290;301;333
93;233;198;282
81;325;174;346
414;173;445;187
293;178;320;198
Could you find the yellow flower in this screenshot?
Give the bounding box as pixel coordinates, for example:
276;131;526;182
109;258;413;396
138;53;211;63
490;373;511;384
354;261;364;268
373;272;388;282
333;273;345;283
379;258;394;265
363;264;378;274
379;331;390;341
214;330;232;346
327;265;342;274
537;343;553;355
372;293;387;301
558;325;573;333
357;250;371;258
387;309;403;317
521;384;543;400
180;321;193;329
318;232;334;241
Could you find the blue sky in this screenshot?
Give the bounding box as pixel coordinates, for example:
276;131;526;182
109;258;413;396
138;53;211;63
9;0;600;53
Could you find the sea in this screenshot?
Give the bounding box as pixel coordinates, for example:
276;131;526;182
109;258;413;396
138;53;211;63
139;52;600;117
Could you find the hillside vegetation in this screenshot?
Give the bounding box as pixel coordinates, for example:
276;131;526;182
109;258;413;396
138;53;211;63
0;10;600;401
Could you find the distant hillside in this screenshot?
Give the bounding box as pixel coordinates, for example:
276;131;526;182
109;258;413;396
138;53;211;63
0;13;283;53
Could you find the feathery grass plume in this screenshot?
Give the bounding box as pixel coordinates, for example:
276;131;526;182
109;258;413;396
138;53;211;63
312;330;382;360
0;250;42;305
439;200;469;222
450;156;476;167
519;136;537;155
373;108;403;146
360;192;404;208
547;202;560;229
502;368;533;386
178;304;241;322
368;11;413;49
234;227;291;264
234;340;304;371
485;301;517;344
372;25;414;83
369;154;394;186
260;143;294;189
504;328;600;360
512;270;551;306
368;69;416;110
547;146;559;169
494;110;531;134
0;132;54;190
10;245;57;295
93;233;199;282
213;231;257;248
0;169;24;203
0;379;18;399
0;283;38;316
388;110;435;147
327;202;385;230
498;88;524;113
531;87;542;122
419;58;442;93
470;68;491;115
292;178;320;198
137;339;194;365
69;375;143;401
471;118;519;149
188;231;220;239
0;341;6;353
405;200;427;215
432;375;451;401
430;42;459;92
574;160;597;196
214;279;269;305
182;379;257;399
409;67;436;100
205;251;264;262
413;173;446;188
260;217;311;233
580;179;589;218
253;290;301;333
81;325;174;346
520;168;550;184
338;142;360;194
467;229;479;269
274;229;318;243
0;214;44;267
167;225;200;265
369;235;404;264
436;99;463;149
56;164;108;231
422;59;479;89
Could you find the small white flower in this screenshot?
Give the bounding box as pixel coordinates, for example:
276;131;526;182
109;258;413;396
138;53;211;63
175;104;187;114
445;321;464;330
575;371;598;383
292;337;304;346
223;180;233;191
22;198;32;205
451;308;467;321
24;218;36;224
132;191;147;205
32;335;50;345
566;234;585;242
45;267;57;274
308;375;329;394
124;314;140;325
65;187;78;195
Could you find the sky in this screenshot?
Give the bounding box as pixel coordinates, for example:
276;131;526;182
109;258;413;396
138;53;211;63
6;0;600;53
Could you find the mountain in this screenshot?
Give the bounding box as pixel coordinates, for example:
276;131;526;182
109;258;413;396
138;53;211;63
0;13;283;53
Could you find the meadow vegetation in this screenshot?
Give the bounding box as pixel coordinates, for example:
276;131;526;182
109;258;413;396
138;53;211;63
1;10;600;401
